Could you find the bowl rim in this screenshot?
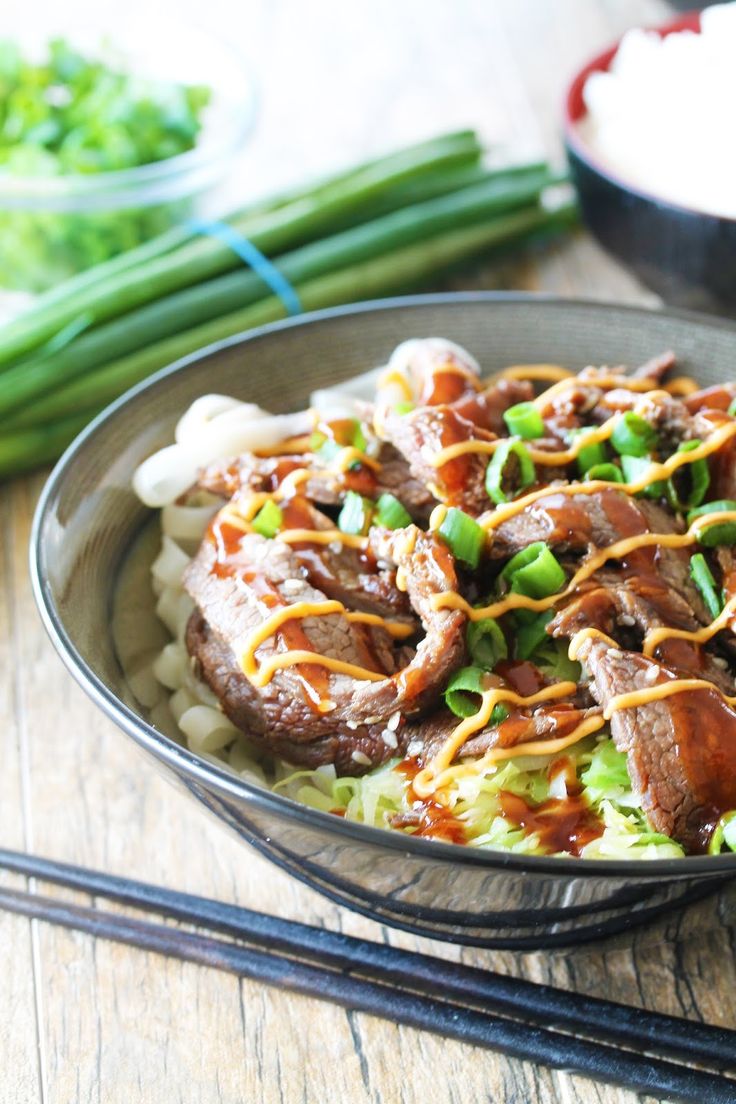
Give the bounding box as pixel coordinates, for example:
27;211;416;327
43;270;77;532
30;290;736;879
0;20;257;211
562;9;736;227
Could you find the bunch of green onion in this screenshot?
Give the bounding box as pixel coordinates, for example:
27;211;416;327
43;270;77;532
0;129;577;479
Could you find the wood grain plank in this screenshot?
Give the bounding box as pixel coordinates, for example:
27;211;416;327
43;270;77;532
0;480;45;1104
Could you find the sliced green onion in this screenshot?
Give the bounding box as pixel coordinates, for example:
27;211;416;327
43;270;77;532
337;491;373;535
569;428;606;475
688;501;736;547
444;665;487;717
666;439;710;511
689;553;723;620
485;438;536;504
708;810;736;855
352;421;368;453
374;492;412;530
610;411;657;457
438;507;485;568
514;610;554;660
729;398;736;417
500;542;566;599
503;401;544;439
251;500;283;539
620;454;665;499
584;462;623;484
394;401;415;415
491;703;510;725
466;617;508;670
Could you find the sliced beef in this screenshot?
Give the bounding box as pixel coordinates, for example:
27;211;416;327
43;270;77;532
548;575;735;696
632;350;676;381
491;488;712;627
277;497;416;625
186;612;413;773
450;378;534;435
491;487;647;558
381;405;492;514
374;443;435;520
685;384;736;414
183;525;465;771
415;703;600;763
576;637;736;851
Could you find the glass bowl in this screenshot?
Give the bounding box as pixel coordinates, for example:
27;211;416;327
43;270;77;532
0;17;257;291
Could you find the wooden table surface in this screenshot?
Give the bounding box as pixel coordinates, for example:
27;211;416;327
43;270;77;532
4;3;734;1103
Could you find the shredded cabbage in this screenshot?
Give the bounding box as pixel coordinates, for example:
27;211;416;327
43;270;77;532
273;735;687;860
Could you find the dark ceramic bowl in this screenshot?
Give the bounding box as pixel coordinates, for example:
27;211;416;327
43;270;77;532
564;12;736;315
31;293;736;950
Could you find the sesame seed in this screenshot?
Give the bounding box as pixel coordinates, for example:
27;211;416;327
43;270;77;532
282;578;302;594
712;656;729;670
608;648;623;659
619;615;635;627
363;715;381;725
406;739;423;757
345;720;359;730
644;666;659;684
381;729;398;748
328;541;343;555
387;711;401;731
351;750;372;766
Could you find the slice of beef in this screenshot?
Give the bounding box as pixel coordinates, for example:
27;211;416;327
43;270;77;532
276;497;416;625
186;612;413;773
184;526;465;769
374;443;435;520
415;703;601;763
491;488;712;627
548;575;735;696
685;384;736;414
631;350;676;381
450;378;534;435
576;637;736;851
491;487;648;558
381;405;492;514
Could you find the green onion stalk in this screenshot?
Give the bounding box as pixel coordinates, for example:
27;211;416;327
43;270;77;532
0;201;576;479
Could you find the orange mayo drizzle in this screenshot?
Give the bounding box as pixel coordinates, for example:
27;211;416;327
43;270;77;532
479;420;736;532
603;679;736;719
413;680;578;797
425;715;607;800
666;377;699;397
277;528;369;549
568;626;736;721
250;651;386;690
643;593;736;656
377;368;414;401
427;416;620;470
328;446;382;473
567;627;618;661
395;527;418;592
240;600;413;680
432;509;736;624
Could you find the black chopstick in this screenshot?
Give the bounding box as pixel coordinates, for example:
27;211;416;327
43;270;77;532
1;881;733;1104
1;846;732;1072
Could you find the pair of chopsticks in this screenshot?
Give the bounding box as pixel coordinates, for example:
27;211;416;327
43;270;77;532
1;847;733;1103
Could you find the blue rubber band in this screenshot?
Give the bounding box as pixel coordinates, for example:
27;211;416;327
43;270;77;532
186;218;302;316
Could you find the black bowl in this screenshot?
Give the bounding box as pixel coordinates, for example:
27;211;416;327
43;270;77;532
31;293;736;950
564;12;736;316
